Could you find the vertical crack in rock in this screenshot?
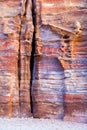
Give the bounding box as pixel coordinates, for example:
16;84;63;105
18;36;21;116
30;0;36;113
0;0;87;123
18;10;22;117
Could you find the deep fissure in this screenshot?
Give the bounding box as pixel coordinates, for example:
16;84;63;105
30;0;36;113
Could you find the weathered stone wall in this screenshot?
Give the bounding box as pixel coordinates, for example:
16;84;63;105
0;0;34;117
32;0;87;123
0;0;87;123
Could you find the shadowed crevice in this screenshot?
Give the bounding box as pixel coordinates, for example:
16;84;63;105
30;0;36;113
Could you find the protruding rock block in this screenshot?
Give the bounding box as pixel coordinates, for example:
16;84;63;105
32;56;64;119
19;0;34;117
32;0;87;122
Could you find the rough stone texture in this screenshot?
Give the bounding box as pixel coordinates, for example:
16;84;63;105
32;0;87;123
0;0;33;117
0;0;87;123
19;0;34;117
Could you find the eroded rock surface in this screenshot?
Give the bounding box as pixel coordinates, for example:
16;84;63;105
0;0;34;117
0;0;87;123
32;0;87;123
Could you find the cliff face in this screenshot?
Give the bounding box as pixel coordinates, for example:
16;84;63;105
0;0;87;123
32;0;87;122
0;0;34;117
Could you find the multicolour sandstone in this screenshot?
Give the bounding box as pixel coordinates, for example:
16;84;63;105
0;0;34;117
0;0;87;123
32;0;87;123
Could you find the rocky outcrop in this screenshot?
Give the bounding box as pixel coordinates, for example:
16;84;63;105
0;0;87;123
0;0;34;117
32;0;87;123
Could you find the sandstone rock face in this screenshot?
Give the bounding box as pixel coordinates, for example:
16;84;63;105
19;0;34;117
32;0;87;123
0;0;34;117
0;0;87;123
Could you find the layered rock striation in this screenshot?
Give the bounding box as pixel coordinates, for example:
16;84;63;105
32;0;87;123
0;0;34;117
0;0;87;123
